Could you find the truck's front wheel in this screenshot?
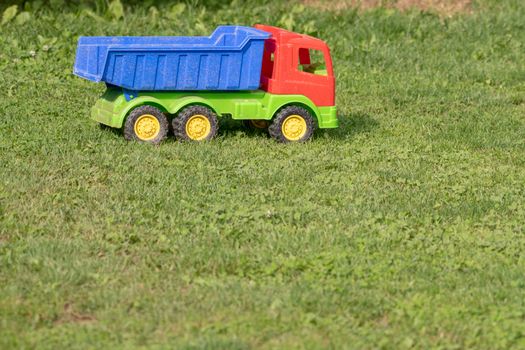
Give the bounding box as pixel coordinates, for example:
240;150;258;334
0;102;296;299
123;105;169;144
269;106;315;143
173;106;218;142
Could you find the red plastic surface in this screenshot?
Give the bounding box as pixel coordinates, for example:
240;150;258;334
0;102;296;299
255;24;335;107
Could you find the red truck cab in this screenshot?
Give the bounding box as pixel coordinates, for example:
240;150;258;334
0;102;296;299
255;24;335;107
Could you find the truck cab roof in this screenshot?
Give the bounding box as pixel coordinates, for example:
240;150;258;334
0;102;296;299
254;24;328;49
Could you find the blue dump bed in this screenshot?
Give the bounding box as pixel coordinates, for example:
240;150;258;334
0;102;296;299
73;26;270;91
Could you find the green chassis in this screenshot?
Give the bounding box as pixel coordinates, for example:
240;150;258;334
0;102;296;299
92;88;338;129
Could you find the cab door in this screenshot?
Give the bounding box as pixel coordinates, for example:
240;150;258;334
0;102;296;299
289;44;335;106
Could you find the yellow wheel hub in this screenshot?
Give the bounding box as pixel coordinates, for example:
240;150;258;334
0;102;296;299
281;115;307;141
134;114;160;141
186;114;211;140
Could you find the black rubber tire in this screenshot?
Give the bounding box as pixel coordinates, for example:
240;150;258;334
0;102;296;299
172;105;219;142
123;105;169;144
243;119;270;130
268;106;315;143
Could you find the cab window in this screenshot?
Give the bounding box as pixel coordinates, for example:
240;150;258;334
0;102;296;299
262;42;276;79
297;48;327;76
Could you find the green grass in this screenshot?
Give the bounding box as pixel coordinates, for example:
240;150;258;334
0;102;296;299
1;0;525;348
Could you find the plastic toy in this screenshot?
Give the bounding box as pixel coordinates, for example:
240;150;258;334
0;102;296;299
74;25;338;143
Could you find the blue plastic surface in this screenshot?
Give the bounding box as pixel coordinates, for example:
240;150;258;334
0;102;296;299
73;26;271;91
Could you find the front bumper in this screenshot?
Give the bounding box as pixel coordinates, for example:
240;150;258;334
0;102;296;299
317;106;338;129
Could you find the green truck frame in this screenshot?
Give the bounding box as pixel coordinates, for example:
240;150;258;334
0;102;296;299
93;88;338;130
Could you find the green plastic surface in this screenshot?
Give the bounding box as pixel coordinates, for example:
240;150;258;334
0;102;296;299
91;88;338;129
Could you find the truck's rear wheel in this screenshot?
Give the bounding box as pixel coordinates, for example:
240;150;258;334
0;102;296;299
173;105;218;141
123;105;169;144
269;106;315;143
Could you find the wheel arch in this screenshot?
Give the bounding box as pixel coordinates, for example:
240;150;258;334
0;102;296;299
118;97;169;128
269;99;320;124
169;97;220;117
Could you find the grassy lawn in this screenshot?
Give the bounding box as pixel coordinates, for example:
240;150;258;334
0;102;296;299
1;0;525;348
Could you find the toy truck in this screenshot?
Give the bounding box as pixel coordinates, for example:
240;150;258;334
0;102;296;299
74;25;337;143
